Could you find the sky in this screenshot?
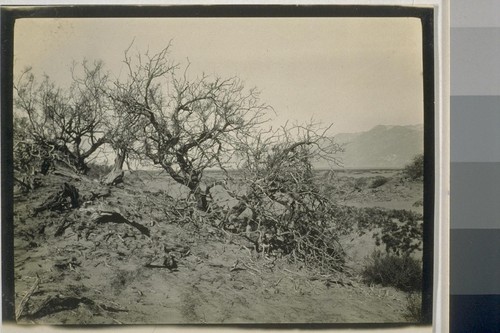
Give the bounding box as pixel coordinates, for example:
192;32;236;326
14;17;423;135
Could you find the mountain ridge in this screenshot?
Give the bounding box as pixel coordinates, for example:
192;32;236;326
315;124;424;169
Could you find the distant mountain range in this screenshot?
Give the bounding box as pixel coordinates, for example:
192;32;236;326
315;124;424;169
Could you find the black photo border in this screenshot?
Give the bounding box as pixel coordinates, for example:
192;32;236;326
1;4;435;329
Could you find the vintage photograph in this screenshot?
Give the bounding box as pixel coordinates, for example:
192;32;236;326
7;7;433;325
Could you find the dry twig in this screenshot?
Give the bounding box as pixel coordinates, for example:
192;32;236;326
15;276;40;321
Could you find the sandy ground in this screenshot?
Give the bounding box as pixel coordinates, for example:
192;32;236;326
11;169;423;324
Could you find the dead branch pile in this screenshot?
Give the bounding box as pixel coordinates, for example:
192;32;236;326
209;127;348;273
33;183;79;215
219;187;347;273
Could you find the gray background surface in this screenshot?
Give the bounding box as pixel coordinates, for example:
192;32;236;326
451;163;500;229
451;229;500;294
451;0;500;28
451;97;500;162
451;28;500;96
451;0;500;304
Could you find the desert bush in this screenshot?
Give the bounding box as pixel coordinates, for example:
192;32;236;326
403;154;424;181
13;140;47;192
369;176;389;189
13;116;55;191
362;250;422;292
357;208;423;256
354;177;369;189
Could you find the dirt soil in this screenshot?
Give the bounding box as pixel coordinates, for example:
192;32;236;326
12;170;421;324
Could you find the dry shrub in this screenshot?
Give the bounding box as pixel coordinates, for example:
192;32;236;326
362;250;422;292
354;177;369;190
13;119;52;192
110;269;138;296
224;123;346;272
369;176;389;189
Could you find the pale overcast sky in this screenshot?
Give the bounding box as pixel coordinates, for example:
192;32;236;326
14;17;423;134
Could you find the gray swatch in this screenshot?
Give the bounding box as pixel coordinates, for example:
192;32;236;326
451;162;500;229
451;96;500;162
451;28;500;96
451;229;500;295
452;0;500;27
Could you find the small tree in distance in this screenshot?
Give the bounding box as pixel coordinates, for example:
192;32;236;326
403;154;424;181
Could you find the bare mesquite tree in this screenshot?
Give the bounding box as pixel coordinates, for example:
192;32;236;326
14;61;110;175
111;45;271;210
